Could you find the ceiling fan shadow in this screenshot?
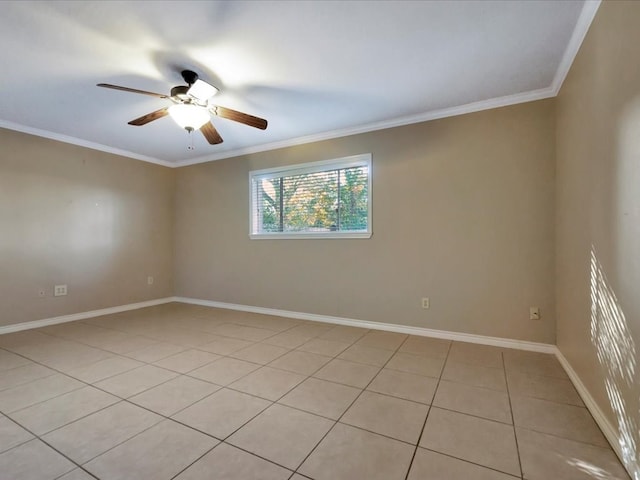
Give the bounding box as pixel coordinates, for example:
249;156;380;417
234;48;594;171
151;50;226;92
235;84;369;117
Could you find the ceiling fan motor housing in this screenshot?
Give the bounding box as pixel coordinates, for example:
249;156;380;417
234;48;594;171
181;70;199;86
170;85;190;101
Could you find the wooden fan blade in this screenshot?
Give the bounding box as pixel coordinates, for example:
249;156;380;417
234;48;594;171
200;122;223;144
97;83;168;99
211;105;268;130
128;108;169;126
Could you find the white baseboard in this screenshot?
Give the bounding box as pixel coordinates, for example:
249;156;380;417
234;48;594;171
554;349;636;478
177;297;633;478
175;296;556;354
0;297;177;335
2;294;633;477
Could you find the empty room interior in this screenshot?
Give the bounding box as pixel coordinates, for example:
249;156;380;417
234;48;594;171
0;1;638;479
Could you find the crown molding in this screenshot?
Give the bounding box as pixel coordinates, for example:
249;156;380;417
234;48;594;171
175;86;557;167
179;0;602;168
0;119;173;167
0;86;556;170
1;2;600;169
551;0;601;95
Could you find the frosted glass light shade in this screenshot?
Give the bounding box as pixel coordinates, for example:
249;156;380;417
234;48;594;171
168;104;210;130
187;79;219;102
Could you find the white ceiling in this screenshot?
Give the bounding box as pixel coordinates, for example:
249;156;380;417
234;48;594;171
0;0;599;167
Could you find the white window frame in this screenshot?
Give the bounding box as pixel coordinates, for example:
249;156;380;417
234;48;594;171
249;153;372;239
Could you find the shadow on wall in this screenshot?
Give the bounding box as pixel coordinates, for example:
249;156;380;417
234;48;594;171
590;247;638;477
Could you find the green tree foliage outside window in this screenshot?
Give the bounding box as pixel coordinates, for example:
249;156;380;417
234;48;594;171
255;165;369;234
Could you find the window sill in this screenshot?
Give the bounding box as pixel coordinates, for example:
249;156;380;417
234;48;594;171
249;232;372;240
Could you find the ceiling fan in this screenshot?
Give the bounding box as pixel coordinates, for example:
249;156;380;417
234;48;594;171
97;69;267;146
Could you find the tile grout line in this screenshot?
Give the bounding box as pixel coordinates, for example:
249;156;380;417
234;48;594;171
0;350;193;475
422;403;514;426
507;390;591;409
35;309;310;370
165;442;225;480
420;446;524;479
502;350;525;479
203;442;296;476
1;319;355;434
403;339;452;480
172;355;444;447
2;308;620;479
0;381;87;417
180;324;385;403
2;316;326;421
31;327;173;362
1;408;101;479
2;327;365;431
290;333;412;477
403;344;531;479
0;368;59;394
3;383;167;468
74;378;292;477
3;313;341;381
181;336;357;403
210;340;369;446
166;391;274;444
501;424;620;450
162;387;313;478
0;411;33;455
53;466;99;480
124;327;380;478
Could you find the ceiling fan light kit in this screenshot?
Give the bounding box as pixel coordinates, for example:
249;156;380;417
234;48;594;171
168;104;210;131
97;69;267;147
187;79;219;102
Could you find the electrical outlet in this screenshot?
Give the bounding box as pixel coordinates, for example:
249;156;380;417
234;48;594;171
54;284;67;297
147;276;154;285
422;297;430;309
529;306;540;320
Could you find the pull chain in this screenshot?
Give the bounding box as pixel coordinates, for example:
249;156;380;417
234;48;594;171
186;127;195;150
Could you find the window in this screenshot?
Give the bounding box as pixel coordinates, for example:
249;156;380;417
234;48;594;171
250;154;371;239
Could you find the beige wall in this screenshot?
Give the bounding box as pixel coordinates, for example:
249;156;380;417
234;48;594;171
1;2;636;471
175;99;556;343
0;128;175;327
556;0;640;474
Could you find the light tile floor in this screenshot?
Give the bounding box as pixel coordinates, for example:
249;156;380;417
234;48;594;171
0;303;631;480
